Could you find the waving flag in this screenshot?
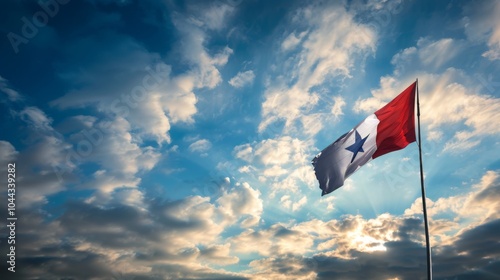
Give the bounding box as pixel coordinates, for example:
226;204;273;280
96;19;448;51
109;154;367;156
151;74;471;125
312;82;416;196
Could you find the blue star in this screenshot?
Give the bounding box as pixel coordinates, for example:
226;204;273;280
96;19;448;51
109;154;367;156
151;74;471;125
345;130;369;163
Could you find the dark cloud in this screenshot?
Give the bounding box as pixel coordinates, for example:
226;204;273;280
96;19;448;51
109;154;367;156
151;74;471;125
246;214;500;279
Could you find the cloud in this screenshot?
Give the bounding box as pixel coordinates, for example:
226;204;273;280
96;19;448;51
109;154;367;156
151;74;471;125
3;194;241;279
174;15;233;89
49;33;177;145
162;74;198;124
2;106;75;207
0;141;18;166
233;136;312;174
259;3;376;134
390;38;464;73
233;136;315;199
280;195;308;212
330;96;346;119
0;75;22;101
242;136;310;166
229;70;255;88
59;116;161;203
281;31;308;51
199;243;239;265
18;106;54;132
292;196;308;211
49;11;232;145
462;0;500;60
231;224;315;257
189;139;212;153
405;170;500;224
217;182;263;228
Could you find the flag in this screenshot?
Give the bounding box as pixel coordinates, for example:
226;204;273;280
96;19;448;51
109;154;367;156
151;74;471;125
312;82;416;196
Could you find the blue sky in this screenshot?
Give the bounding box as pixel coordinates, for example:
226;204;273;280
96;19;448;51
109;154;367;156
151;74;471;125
0;0;499;279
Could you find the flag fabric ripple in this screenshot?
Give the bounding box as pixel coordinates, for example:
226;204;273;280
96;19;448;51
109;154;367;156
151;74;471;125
312;82;417;196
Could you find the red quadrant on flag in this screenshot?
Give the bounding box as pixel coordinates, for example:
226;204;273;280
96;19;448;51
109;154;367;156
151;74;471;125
373;82;416;158
312;82;417;196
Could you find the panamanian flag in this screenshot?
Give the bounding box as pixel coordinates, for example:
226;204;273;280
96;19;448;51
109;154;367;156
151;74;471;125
312;82;417;196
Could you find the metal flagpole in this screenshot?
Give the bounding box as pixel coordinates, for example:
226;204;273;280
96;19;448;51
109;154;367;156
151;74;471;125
416;78;432;280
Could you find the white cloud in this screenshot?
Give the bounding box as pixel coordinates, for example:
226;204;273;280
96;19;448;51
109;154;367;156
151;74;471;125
0;141;18;165
235;137;311;176
417;38;462;68
18;106;54;132
292;196;307;212
260;3;376;134
233;137;314;196
127;91;171;144
390;38;464;75
280;195;292;209
463;0;500;60
281;31;308;51
175;18;233;89
189;139;212;153
49;36;194;145
331;96;346;118
228;70;255;88
299;113;326;136
405;170;500;224
217;182;263;228
50;19;231;146
234;143;254;162
64;117;161;202
162;75;198;124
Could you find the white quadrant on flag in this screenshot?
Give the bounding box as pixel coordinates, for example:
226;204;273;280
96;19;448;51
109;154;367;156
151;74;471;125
312;114;379;195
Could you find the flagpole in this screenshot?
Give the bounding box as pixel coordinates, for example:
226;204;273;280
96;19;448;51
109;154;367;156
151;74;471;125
416;78;432;280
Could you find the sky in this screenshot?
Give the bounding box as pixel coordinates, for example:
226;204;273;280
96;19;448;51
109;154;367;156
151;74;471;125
0;0;499;279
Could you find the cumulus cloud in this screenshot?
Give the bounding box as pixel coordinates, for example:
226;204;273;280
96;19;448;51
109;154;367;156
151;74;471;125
233;136;314;191
217;182;263;228
229;70;255;88
49;116;161;205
